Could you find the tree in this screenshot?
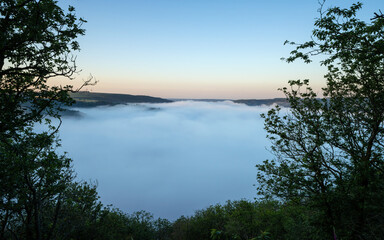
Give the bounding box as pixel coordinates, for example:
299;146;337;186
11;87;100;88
257;2;384;240
0;129;74;239
0;0;91;141
0;1;96;239
170;200;312;240
153;218;173;240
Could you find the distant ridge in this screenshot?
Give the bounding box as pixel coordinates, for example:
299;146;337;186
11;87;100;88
69;91;289;108
234;98;289;107
70;91;172;107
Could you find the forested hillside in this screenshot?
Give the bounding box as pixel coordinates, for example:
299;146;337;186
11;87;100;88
70;91;172;107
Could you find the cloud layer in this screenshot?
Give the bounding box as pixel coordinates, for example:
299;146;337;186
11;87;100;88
58;101;273;220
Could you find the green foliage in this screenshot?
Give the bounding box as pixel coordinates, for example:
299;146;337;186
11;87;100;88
171;200;314;240
258;2;384;239
53;181;103;239
0;130;74;240
0;1;170;239
0;0;88;141
0;1;97;239
153;217;173;240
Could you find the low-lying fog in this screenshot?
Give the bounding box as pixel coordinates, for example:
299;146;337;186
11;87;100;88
58;101;273;220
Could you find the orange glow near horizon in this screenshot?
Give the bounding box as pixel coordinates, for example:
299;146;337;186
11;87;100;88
51;67;326;100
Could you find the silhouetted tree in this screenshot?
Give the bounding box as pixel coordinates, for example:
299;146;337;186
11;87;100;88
0;1;96;239
257;2;384;239
0;0;91;140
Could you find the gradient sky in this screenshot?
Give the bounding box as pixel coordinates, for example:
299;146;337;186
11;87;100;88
62;0;382;99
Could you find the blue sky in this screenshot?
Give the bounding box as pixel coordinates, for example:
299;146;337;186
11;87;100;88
63;0;383;99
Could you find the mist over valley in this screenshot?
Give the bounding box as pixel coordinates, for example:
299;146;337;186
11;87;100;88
58;100;273;220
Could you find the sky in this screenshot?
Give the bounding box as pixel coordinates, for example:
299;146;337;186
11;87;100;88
62;0;383;99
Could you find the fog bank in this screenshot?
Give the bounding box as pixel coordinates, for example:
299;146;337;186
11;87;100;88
58;101;272;220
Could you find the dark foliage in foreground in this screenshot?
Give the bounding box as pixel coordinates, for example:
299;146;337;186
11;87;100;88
258;2;384;240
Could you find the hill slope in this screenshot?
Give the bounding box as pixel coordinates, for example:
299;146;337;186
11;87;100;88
70;91;172;107
234;98;289;107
